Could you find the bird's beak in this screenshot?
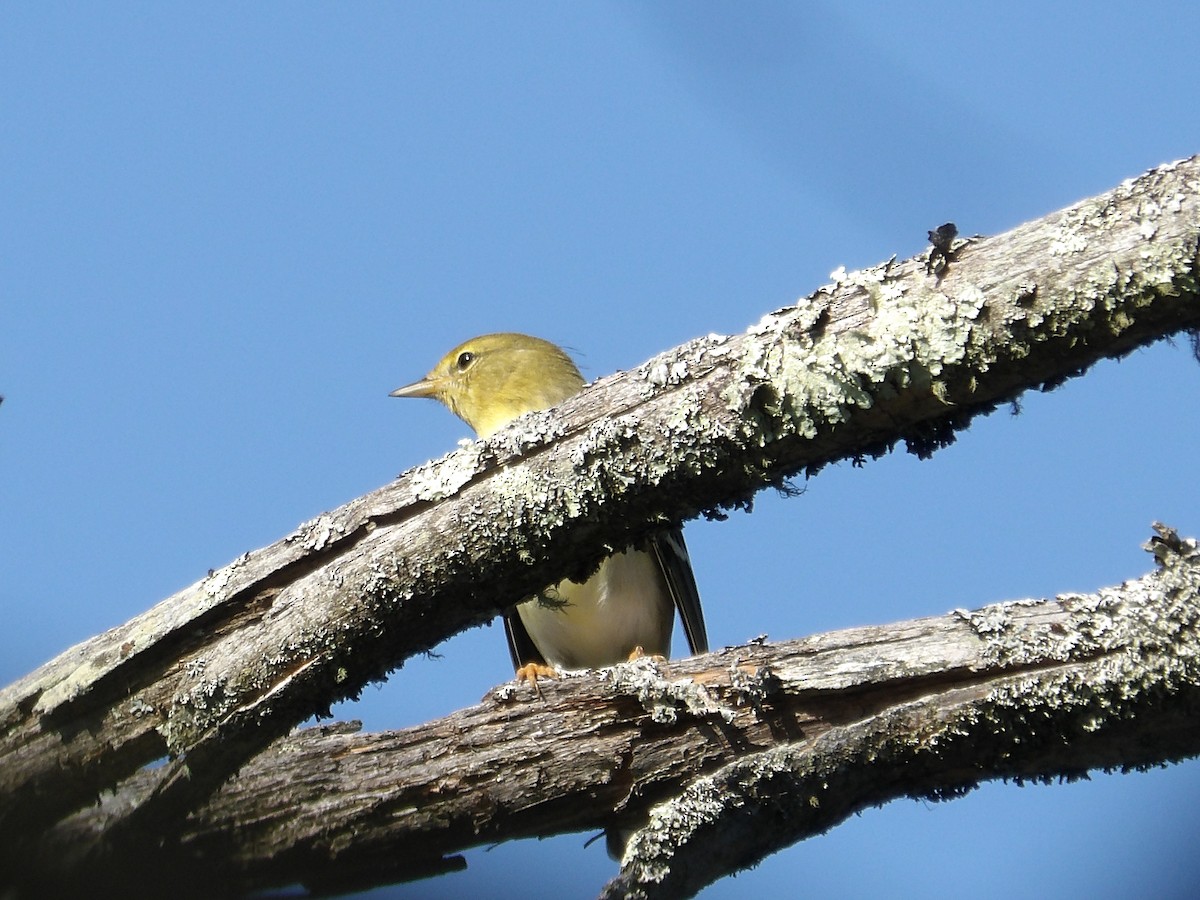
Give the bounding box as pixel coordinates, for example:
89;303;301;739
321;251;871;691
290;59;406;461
389;377;440;399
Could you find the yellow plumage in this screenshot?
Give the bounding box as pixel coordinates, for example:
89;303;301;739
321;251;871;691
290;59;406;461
390;332;708;677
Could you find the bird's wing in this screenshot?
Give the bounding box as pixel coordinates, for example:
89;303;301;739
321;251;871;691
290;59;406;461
651;527;709;655
504;608;545;671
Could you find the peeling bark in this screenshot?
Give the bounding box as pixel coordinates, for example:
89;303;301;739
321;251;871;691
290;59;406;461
20;527;1200;897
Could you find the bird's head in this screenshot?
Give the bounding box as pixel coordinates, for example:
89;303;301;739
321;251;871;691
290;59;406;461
390;332;585;438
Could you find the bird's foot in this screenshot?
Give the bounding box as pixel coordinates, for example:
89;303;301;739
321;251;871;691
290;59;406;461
515;662;558;697
627;646;666;663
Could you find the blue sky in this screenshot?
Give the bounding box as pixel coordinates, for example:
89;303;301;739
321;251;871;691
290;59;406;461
3;3;1199;898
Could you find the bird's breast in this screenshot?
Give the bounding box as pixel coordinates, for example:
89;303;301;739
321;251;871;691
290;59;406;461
516;547;674;670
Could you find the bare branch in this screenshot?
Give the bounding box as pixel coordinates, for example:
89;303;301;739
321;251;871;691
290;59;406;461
604;530;1200;898
2;157;1199;893
15;527;1199;897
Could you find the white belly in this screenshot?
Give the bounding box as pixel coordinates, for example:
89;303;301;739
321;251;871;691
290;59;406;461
516;547;674;670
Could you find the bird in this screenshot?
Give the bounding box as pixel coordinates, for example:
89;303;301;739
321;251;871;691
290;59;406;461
389;332;709;686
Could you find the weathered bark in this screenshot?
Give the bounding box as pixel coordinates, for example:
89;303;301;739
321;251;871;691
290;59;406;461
22;527;1200;898
1;156;1198;895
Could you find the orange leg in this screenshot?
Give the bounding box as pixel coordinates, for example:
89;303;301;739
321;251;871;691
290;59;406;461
626;646;665;662
515;661;558;696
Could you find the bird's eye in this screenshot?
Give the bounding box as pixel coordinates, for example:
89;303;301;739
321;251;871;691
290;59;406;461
456;351;475;371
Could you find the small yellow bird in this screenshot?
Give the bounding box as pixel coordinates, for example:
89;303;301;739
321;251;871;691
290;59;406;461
390;333;708;685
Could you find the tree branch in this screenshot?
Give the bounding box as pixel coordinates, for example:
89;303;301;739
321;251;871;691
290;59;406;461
23;527;1200;897
1;156;1198;893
